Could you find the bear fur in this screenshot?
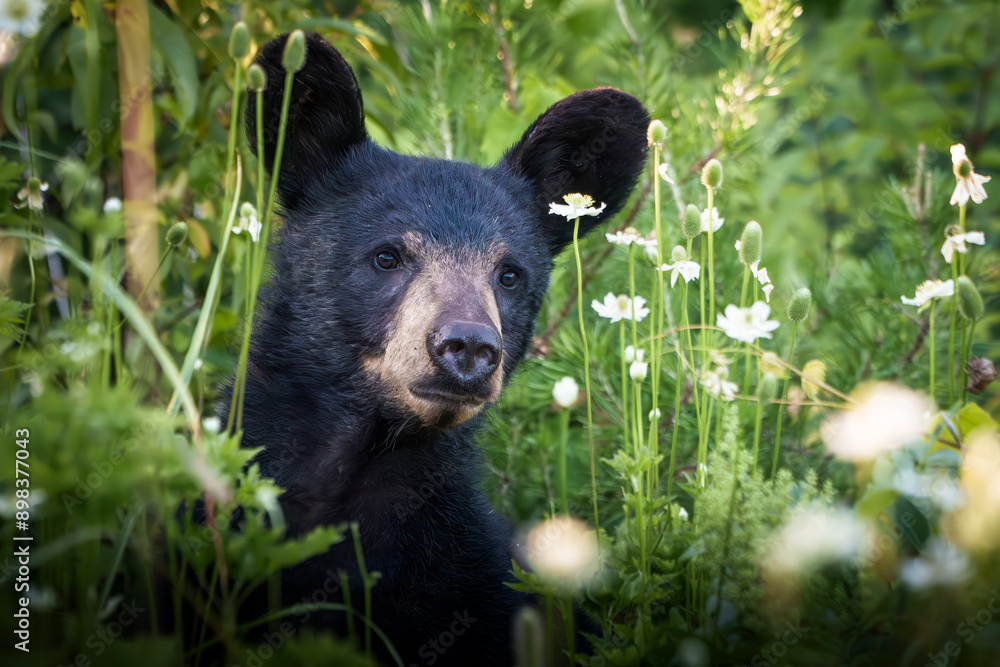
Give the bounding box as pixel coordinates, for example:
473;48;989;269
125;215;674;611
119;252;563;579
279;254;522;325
227;32;649;666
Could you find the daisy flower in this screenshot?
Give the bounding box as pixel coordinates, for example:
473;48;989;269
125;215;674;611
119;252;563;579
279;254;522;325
0;0;47;37
591;293;650;323
605;227;643;246
700;368;738;401
658;259;700;287
901;279;954;308
700;206;724;233
549;193;606;220
949;144;990;206
16;178;48;212
941;229;985;264
716;302;780;344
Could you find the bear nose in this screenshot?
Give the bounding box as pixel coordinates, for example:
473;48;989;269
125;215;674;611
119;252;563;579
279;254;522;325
428;321;501;386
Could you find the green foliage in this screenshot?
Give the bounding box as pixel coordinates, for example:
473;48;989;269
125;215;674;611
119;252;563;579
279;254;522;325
2;0;999;665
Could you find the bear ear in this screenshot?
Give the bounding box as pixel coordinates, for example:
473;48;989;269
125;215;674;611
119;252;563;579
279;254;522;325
245;33;366;206
500;88;649;254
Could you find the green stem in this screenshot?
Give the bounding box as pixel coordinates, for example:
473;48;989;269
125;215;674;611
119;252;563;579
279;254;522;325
558;407;570;516
771;321;798;477
963;319;976;404
948;260;958;404
706;187;716;332
620;319;629;450
667;283;686;502
573;218;600;542
350;523;375;657
929;301;936;402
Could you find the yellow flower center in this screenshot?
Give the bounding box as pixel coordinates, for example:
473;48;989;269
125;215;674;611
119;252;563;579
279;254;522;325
563;193;595;209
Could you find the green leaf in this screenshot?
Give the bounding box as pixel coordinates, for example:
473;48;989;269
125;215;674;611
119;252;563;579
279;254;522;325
0;295;33;341
892;497;930;552
148;6;198;131
856;488;900;520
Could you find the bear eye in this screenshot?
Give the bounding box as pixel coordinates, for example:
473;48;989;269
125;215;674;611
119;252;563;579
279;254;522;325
374;251;401;271
498;268;520;289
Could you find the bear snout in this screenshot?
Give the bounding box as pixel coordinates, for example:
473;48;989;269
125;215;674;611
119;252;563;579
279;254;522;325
427;320;502;390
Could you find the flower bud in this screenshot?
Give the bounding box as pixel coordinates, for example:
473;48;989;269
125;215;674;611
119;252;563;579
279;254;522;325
756;372;778;407
630;360;648;383
282;30;307;73
229;22;251;59
956;276;983;321
671;245;687;262
513;606;545;667
701;158;723;189
643;242;659;268
166;221;188;248
248;64;267;92
787;287;812;322
647;120;667;148
739;221;762;266
682;204;701;239
801;359;826;401
966;357;996;394
552;376;580;409
625;346;644;364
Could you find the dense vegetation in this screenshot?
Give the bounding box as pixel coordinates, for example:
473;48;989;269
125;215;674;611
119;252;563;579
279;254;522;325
1;0;998;665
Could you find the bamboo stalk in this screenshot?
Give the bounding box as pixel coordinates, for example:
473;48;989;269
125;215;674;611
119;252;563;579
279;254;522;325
116;0;159;311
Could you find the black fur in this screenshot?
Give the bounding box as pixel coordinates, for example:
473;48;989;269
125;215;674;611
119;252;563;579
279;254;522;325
228;32;649;666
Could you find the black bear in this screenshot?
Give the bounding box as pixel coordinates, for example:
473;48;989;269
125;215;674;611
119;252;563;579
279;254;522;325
231;31;648;666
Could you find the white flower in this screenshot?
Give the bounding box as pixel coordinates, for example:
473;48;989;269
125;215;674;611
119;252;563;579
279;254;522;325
658;259;700;287
949;144;990;206
552;376;580;409
893;468;963;512
762;283;774;303
202;416;221;434
624;346;644;364
901;279;954;308
0;0;47;37
648;408;661;421
16;179;48;211
234;202;262;242
820;382;930;461
716;302;780;344
656;162;675;184
749;260;770;286
700;369;738;401
591;293;650;323
941;231;985;264
768;507;869;577
700;206;724;233
677;507;689;521
103;197;123;213
548;193;606;220
605;228;642;246
525;517;599;589
899;538;971;589
630;360;648;382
